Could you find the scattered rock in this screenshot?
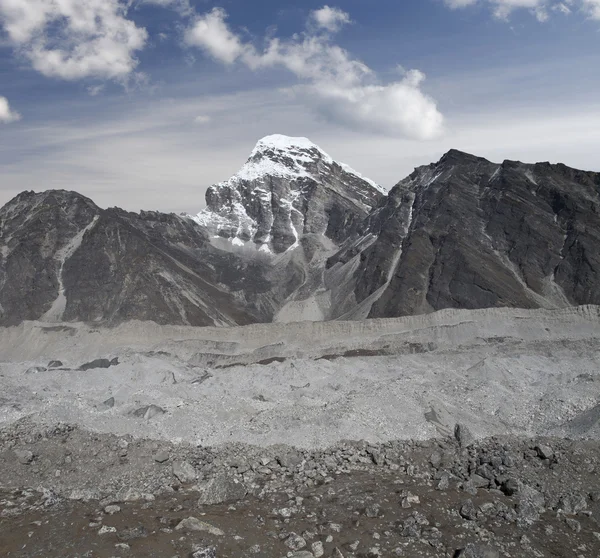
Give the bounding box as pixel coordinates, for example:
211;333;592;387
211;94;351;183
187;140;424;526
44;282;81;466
102;397;115;409
455;543;500;558
79;358;119;371
98;525;117;535
454;424;474;447
501;478;519;496
565;517;581;533
285;533;307;550
277;451;303;470
154;450;170;463
175;517;224;536
197;474;247;505
25;366;47;374
536;444;554;461
516;483;546;525
312;540;325;557
14;449;34;465
172;461;197;484
132;405;165;420
459;499;478;521
192;547;216;558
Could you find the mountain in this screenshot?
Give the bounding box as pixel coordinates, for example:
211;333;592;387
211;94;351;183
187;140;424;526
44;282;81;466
0;140;598;327
0;136;384;326
329;149;600;319
193;135;384;253
0;190;264;326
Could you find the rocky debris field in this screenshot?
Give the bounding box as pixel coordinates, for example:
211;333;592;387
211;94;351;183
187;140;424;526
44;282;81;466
1;420;599;558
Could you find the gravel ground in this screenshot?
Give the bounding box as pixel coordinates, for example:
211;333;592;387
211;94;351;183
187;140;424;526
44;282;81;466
0;306;599;557
1;423;599;558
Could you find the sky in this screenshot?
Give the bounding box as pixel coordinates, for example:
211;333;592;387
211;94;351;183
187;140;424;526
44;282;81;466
0;0;599;213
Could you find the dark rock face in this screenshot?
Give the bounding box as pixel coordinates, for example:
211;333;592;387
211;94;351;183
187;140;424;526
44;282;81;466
0;142;598;327
0;190;267;326
342;149;600;319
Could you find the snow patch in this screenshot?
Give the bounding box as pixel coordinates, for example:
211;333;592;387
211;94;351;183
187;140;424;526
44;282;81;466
524;170;538;185
42;216;100;322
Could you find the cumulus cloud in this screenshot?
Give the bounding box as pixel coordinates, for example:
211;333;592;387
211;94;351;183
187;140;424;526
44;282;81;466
0;96;20;124
184;7;443;140
444;0;600;20
310;6;351;32
0;0;148;82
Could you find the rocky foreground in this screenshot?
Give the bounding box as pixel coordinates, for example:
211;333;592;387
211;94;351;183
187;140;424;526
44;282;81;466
1;420;599;558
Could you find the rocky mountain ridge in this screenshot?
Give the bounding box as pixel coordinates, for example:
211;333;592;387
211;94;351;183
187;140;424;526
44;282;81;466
0;138;598;327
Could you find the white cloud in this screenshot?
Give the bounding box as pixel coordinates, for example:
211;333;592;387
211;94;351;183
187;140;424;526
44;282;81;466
0;96;20;123
310;6;351;32
582;0;600;18
185;8;251;65
140;0;192;16
0;0;148;81
194;114;211;124
443;0;600;20
184;7;444;140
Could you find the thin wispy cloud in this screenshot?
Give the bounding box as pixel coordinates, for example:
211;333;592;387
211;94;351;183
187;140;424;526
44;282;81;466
444;0;600;20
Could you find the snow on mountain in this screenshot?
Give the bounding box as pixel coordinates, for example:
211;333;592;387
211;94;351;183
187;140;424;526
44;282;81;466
192;135;385;254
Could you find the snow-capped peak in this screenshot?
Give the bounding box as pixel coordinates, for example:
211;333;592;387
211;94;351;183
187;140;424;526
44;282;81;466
251;134;331;158
217;134;384;193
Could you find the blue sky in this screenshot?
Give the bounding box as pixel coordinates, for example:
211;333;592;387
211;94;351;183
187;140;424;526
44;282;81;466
0;0;599;212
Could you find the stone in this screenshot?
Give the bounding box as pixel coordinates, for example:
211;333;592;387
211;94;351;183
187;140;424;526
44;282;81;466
456;544;500;558
429;451;442;468
192;547;216;558
454;424;475;447
536;445;554;461
175;517;224;536
565;518;581;533
132;405;165;420
154;450;170;463
104;505;121;515
331;549;345;558
501;478;519;496
25;366;47;374
118;526;148;541
516;484;546;525
47;360;63;368
436;472;450;490
98;525;117;535
197;474;247;505
79;358;116;371
312;541;325;557
277;451;303;470
460;500;478;521
14;450;34;465
172;461;197;484
285;533;307;550
365;504;381;518
102;397;115;409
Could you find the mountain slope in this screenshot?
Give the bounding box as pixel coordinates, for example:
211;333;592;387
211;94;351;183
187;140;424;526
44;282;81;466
0;190;265;326
331;149;600;319
0;143;598;327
